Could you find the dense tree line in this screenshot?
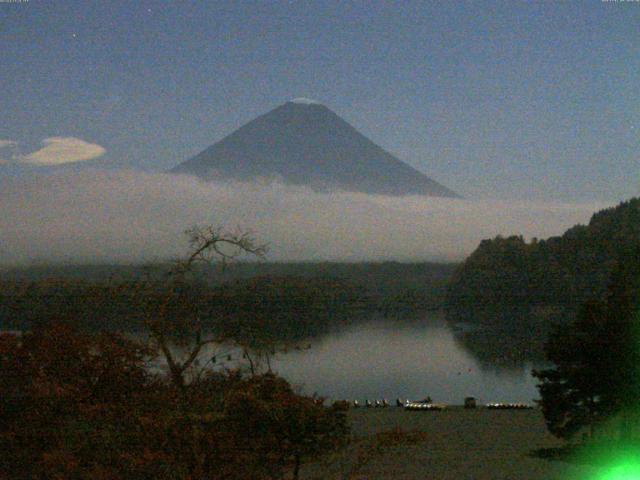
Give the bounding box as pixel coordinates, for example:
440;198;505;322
0;264;453;347
1;261;455;317
0;276;365;343
445;198;640;332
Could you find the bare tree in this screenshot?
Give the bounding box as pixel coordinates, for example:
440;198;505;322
145;225;267;391
175;225;267;275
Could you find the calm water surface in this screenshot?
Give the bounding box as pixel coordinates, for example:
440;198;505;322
2;314;541;404
138;312;542;405
267;313;541;404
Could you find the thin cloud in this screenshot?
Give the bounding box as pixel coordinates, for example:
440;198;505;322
18;137;105;166
0;170;606;266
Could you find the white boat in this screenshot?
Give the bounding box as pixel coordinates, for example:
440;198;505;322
485;403;533;410
404;401;446;411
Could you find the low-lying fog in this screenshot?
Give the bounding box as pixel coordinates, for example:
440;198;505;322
0;170;605;266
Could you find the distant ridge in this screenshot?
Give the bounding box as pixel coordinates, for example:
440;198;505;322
171;100;458;197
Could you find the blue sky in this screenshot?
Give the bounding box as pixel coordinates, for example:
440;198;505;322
1;0;638;202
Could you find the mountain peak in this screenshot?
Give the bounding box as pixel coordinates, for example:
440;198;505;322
171;102;459;198
289;97;322;105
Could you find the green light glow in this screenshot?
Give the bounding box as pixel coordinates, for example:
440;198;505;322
597;460;640;480
565;427;640;480
578;442;640;480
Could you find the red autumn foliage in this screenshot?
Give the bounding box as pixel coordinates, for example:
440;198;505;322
0;323;348;479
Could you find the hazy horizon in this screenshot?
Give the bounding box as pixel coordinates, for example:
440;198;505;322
0;169;607;267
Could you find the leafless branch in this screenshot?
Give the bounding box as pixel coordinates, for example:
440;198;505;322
171;225;268;277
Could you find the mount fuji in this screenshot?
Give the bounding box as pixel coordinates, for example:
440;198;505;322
171;99;458;197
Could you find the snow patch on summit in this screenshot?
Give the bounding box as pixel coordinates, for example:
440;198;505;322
290;97;321;105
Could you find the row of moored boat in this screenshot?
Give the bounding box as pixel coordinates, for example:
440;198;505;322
347;398;533;410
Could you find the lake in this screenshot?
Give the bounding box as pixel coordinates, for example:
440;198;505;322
174;312;544;405
2;311;544;405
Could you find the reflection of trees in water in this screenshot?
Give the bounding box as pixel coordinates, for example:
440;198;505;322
446;302;568;370
444;198;640;371
451;317;549;371
4;271;548;373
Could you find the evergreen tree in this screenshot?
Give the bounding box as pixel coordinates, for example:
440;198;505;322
533;245;640;441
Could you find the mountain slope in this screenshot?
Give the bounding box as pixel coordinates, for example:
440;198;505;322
171;99;458;197
443;197;640;366
445;197;640;329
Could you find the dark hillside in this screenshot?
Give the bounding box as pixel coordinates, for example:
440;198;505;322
446;198;640;332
